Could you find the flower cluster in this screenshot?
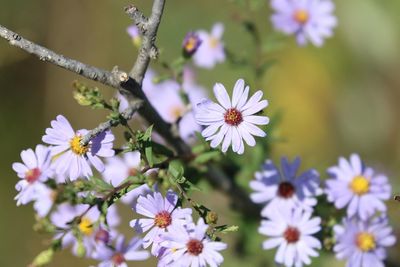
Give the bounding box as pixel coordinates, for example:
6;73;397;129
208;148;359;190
130;189;227;266
250;157;322;267
250;154;396;267
326;154;395;267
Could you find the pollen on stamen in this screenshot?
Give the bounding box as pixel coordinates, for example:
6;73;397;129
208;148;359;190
356;232;376;252
78;217;94;236
293;9;309;24
69;135;89;155
283;226;300;243
224;108;243;126
186;239;204;255
112;253;125;265
154;210;172;228
278;181;296;199
25;168;41;183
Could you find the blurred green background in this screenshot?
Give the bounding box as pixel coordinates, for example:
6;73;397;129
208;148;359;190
1;0;400;266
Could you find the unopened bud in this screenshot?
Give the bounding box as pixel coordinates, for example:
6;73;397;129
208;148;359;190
76;241;86;257
95;228;110;244
31;248;54;266
206;211;218;225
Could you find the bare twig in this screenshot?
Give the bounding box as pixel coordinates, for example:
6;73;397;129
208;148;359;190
81;100;143;146
124;5;148;32
0;25;129;87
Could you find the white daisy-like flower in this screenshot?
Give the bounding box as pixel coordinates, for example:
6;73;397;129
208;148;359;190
130;190;192;256
259;207;322;267
159;218;227;267
42;115;115;181
193;23;226;69
195;79;269;154
12;144;52;206
250;157;321;215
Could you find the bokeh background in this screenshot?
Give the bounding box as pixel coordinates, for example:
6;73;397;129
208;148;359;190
1;0;400;266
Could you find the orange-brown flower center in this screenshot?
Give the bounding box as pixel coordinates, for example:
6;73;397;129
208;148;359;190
25;168;41;183
293;9;309;24
154;211;172;228
224;108;243;126
284;227;300;243
278;182;295;199
186;239;204;255
112;253;125;265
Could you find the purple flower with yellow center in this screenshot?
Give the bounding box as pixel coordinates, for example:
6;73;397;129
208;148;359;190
12;144;52;206
193;23;225;69
259;208;321;267
126;24;141;48
250;157;321;215
93;235;150;267
182;31;202;57
333;216;396;267
42;115;115;181
130;190;192;256
159;218;227;267
271;0;337;47
195;79;269;154
325;154;391;220
51;203;120;257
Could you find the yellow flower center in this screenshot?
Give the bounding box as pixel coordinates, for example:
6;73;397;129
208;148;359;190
293;9;309;24
209;37;219;48
356;232;376;252
170;106;185;121
185;37;198;51
78;217;93;236
69;135;89;155
350;175;370;195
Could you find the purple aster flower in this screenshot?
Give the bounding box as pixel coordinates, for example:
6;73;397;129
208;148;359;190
193;23;225;69
142;69;205;143
93;235;150;267
250;157;321;215
182;32;202;57
333;216;396;267
12;144;52;206
325;154;391;220
51;204;120;257
42;115;115;181
259;208;322;267
159;218;227;267
195;79;269;154
130;190;192;256
103;151;154;205
271;0;337;47
126;24;141;47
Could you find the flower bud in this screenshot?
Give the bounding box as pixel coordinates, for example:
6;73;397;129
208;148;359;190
182;32;202;58
206;211;218;225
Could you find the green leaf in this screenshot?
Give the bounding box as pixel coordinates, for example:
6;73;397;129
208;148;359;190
194;151;221;164
145;146;154;167
143;125;153;141
89;176;113;191
168;160;184;179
